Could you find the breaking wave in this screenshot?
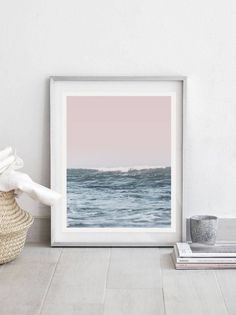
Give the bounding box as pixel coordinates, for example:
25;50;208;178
74;165;169;173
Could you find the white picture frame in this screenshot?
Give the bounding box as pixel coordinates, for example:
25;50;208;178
50;76;186;246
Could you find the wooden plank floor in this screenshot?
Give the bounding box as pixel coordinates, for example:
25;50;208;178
0;244;234;315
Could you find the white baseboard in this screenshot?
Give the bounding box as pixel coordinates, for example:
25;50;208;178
27;217;236;244
26;216;50;243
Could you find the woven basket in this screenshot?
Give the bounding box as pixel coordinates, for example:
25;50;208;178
0;191;34;264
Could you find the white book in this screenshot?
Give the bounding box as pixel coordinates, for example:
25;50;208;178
173;246;236;264
176;242;236;258
172;249;236;270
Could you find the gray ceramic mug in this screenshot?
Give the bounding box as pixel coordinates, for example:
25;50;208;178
190;215;218;245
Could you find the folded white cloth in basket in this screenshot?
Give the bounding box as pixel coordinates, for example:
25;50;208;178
0;147;60;206
0;147;24;173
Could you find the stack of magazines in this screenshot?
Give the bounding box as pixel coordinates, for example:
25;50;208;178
172;242;236;269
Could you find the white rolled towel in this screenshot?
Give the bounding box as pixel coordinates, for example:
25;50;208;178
0;170;60;206
0;147;24;174
0;147;60;206
0;147;13;161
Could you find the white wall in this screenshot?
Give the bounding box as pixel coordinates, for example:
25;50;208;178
0;0;236;218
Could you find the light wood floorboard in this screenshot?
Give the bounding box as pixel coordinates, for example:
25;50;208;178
107;248;162;289
103;289;165;315
215;270;236;315
40;248;110;314
160;249;229;315
0;244;61;315
1;244;236;315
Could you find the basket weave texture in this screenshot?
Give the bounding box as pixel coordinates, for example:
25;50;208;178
0;191;34;264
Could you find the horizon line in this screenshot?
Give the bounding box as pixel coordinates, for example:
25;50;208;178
67;165;171;172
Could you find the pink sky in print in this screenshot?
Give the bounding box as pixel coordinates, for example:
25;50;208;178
67;96;171;169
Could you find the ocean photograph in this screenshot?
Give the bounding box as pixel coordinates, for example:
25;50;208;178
67;95;172;229
67;166;171;228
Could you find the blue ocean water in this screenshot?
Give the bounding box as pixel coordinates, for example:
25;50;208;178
67;167;171;228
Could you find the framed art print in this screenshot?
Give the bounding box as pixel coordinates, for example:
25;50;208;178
50;76;186;246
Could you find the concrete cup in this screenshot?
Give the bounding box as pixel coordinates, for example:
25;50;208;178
190;215;218;245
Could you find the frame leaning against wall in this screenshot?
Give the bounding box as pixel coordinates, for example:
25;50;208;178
50;76;187;246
